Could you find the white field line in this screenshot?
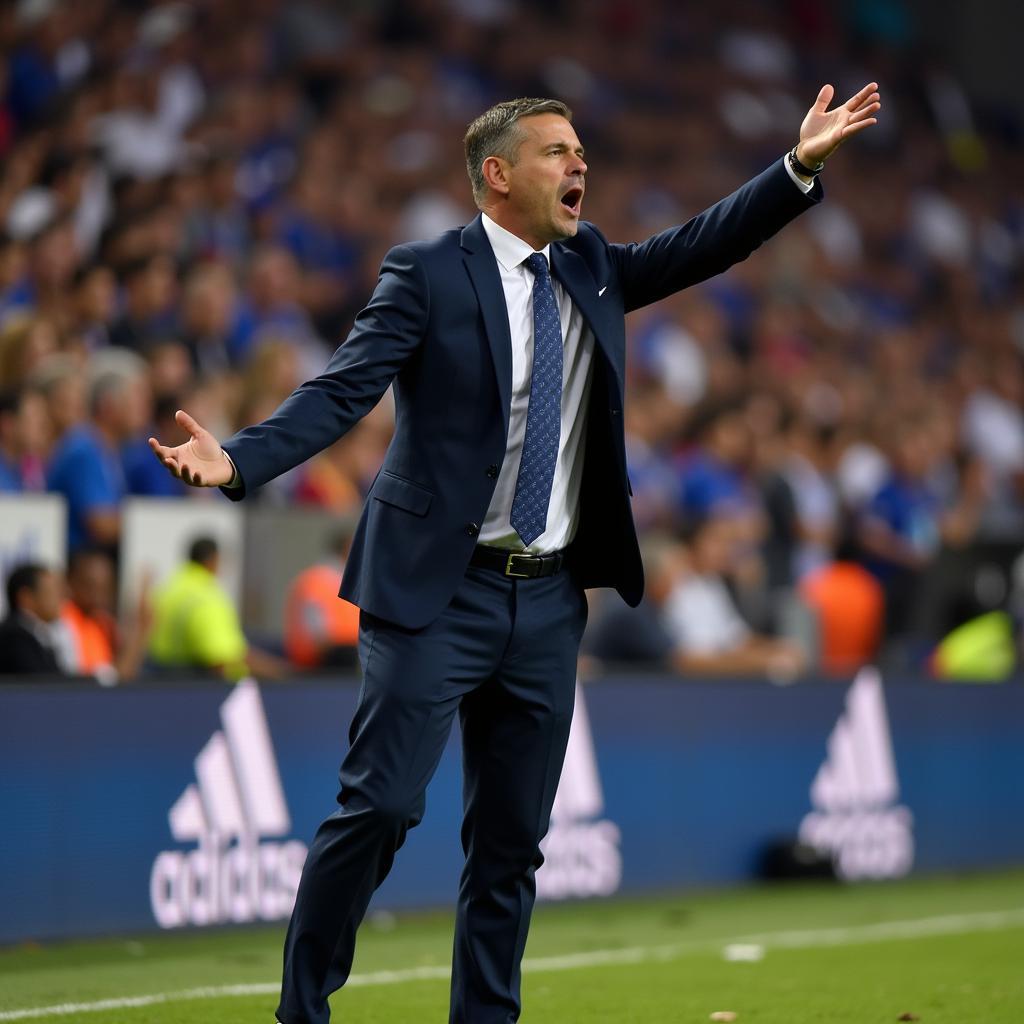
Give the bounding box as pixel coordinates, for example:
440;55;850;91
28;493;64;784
2;906;1023;1022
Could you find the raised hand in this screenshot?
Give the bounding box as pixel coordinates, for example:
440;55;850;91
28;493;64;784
148;409;234;488
796;81;881;167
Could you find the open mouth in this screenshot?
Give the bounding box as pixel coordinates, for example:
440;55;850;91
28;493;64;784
560;186;584;216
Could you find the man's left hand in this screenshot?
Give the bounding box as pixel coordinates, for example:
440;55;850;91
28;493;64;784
796;81;881;168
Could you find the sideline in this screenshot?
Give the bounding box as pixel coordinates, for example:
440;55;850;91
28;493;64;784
3;907;1023;1021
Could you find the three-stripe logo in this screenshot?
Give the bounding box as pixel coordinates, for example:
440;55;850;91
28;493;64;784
798;668;914;880
150;680;308;928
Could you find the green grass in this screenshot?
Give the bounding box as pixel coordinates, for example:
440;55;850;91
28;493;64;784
2;869;1023;1023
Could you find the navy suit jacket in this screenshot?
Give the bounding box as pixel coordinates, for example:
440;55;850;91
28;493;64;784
223;157;821;629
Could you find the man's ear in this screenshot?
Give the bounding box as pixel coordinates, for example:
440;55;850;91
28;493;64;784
481;156;511;197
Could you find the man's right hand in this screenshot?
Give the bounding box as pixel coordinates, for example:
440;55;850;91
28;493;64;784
148;410;235;488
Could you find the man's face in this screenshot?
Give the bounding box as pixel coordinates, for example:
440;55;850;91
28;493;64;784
499;114;587;248
69;554;113;616
24;570;64;624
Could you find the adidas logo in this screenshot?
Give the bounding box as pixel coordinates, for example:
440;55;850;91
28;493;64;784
536;682;622;899
798;668;914;881
150;680;308;928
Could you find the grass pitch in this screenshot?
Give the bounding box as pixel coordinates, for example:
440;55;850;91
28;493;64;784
2;869;1022;1023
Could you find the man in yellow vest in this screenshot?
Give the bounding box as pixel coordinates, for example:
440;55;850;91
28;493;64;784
150;536;286;680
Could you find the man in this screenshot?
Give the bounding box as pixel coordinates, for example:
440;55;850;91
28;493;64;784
0;562;65;676
664;514;807;679
60;547;152;684
149;535;288;681
149;85;881;1024
0;387;49;492
283;524;361;670
45;350;151;554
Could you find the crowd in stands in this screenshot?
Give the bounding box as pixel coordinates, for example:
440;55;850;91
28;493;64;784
1;0;1024;681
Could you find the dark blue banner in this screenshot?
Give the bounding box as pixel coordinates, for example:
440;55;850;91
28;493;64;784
2;673;1023;943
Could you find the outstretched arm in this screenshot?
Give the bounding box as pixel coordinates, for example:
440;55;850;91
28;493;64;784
611;81;881;311
148;244;429;496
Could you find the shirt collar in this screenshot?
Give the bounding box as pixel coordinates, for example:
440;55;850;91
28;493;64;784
480;213;551;273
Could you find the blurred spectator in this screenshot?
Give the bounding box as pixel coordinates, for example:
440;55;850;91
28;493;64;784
662;516;806;680
0;313;61;390
179;261;240;375
930;572;1017;683
859;414;983;642
107;253;179;353
0;386;48;491
677;398;758;522
26;214;80;323
781;413;840;580
960;352;1024;540
283;524;360;670
232;245;323;371
72;263;118;352
274;160;358;335
621;378;682;532
149;535;288;680
0;562;65;676
44;350;150;554
799;539;885;676
181;152;251;267
0;234;32;319
582;533;683;669
60;547;153;684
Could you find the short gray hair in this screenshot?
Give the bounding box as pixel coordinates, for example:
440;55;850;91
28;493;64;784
464;98;572;207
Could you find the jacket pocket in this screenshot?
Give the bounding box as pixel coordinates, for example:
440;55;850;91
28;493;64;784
372;471;434;517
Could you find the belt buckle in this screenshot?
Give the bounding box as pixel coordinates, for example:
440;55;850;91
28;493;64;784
505;553;533;578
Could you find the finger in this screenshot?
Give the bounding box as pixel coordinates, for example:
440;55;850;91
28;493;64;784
175;409;204;439
844;81;879;111
841;118;877;138
813;83;834;112
148;437;175;460
849;94;881;116
848;101;881;124
849;92;880;113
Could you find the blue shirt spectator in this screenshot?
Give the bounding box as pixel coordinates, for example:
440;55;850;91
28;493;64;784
861;474;941;582
677;449;755;520
46;427;125;552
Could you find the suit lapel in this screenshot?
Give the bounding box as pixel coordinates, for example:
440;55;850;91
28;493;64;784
550;245;625;401
461;216;513;439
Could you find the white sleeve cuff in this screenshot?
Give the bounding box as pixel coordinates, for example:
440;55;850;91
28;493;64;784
223;451;242;489
783;153;816;194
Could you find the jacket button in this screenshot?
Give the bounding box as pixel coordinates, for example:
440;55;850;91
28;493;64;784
486;464;498;478
466;522;480;537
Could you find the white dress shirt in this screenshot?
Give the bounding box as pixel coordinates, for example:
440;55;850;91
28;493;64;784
477;161;812;554
478;213;596;554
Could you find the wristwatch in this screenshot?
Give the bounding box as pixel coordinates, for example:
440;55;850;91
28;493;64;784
788;146;824;178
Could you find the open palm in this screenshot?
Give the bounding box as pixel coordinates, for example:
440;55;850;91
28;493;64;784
148;409;234;488
798;82;881;166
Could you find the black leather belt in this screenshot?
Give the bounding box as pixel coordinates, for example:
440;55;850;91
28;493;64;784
469;545;567;579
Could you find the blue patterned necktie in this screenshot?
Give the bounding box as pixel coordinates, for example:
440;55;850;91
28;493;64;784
510;252;563;548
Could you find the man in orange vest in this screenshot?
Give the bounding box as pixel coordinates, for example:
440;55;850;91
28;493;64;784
61;548;152;684
284;525;361;669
